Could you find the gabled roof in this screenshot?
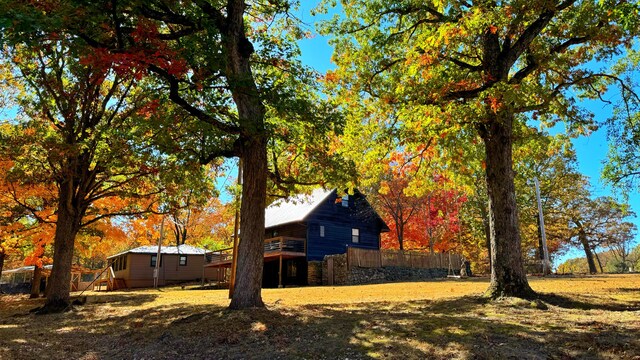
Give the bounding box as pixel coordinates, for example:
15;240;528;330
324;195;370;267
265;188;335;229
1;264;94;274
1;265;52;274
107;244;208;259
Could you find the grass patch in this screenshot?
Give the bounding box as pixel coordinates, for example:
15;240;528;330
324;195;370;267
1;274;639;359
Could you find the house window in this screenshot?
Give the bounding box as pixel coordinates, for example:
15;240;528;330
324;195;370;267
179;255;187;266
320;225;325;238
150;255;162;267
342;194;349;207
122;255;127;270
352;228;360;243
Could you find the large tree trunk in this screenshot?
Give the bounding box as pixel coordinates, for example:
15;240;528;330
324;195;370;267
41;184;82;313
479;113;535;299
229;137;267;309
578;230;598;274
225;0;268;310
30;265;42;299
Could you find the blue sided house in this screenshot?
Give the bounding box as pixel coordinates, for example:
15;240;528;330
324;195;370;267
260;188;389;287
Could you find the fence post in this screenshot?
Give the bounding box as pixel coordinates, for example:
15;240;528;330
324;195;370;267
346;245;350;271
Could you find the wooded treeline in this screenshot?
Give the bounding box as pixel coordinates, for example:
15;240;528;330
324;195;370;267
0;0;639;312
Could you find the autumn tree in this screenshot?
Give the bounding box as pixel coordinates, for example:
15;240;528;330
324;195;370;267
512;127;583;269
0;35;207;312
1;0;353;309
0;150;58;296
603;46;640;189
65;1;346;309
605;220;637;272
369;152;428;250
323;0;639;298
565;196;634;273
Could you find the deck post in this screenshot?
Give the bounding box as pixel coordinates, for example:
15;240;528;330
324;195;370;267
278;255;283;288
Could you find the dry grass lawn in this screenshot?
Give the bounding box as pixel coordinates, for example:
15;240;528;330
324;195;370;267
1;274;639;359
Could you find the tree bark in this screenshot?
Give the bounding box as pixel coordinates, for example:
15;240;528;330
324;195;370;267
396;220;404;250
578;230;598;274
30;264;42;299
478;112;535;299
225;0;268;310
229;137;267;309
41;183;82;313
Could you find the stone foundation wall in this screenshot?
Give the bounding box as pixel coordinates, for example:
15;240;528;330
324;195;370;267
319;254;451;286
307;261;323;286
322;254;349;285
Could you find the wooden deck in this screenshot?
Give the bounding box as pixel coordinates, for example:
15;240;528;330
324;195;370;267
93;266;126;291
205;236;306;268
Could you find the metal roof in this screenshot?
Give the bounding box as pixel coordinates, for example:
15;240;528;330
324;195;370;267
265;188;335;229
1;265;53;274
108;244;208;259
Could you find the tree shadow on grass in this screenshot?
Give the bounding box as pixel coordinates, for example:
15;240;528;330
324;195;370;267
1;293;639;360
80;293;160;307
614;287;640;293
537;292;640;311
297;296;640;359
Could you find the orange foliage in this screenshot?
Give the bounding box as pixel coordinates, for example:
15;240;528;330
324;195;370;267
376;152;467;253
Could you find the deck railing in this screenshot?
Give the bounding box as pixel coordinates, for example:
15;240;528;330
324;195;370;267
206;237;306;265
207;247;234;264
93;266;116;291
264;236;305;254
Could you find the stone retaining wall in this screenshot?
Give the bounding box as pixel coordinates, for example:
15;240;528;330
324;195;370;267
320;253;453;286
348;266;449;285
307;261;323;286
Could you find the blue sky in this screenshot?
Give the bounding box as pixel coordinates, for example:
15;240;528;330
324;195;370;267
294;4;640;266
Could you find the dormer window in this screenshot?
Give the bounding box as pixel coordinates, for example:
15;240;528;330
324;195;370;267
342;194;349;207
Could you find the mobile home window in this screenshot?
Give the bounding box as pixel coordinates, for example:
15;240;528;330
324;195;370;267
320;225;325;237
352;228;360;243
179;255;187;266
150;255;162;267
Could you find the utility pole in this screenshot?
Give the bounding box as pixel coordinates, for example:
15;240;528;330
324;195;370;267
154;217;165;288
534;177;551;275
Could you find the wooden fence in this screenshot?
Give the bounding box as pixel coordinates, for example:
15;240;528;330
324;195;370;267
347;246;463;271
